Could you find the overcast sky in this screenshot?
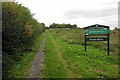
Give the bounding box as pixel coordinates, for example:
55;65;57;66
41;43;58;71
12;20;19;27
16;0;119;29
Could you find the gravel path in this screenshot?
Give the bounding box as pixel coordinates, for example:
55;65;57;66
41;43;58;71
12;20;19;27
26;36;46;78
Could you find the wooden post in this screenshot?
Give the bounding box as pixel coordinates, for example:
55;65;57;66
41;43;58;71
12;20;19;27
84;31;87;52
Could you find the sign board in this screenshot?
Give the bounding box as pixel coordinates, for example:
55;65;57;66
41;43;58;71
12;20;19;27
86;37;108;41
86;34;108;36
85;29;109;34
84;24;110;55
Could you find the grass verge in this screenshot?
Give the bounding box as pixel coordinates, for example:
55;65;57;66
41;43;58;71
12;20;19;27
7;33;45;78
41;31;67;78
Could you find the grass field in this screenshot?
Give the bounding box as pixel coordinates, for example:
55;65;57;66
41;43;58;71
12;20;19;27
41;29;118;78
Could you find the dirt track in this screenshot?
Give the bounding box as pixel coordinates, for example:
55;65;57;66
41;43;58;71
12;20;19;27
26;36;46;78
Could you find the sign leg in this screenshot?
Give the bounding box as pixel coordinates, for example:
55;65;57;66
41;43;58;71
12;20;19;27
107;33;110;55
84;35;87;52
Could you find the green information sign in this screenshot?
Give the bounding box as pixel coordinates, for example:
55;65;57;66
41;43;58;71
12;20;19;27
84;24;110;56
86;37;108;41
85;29;109;34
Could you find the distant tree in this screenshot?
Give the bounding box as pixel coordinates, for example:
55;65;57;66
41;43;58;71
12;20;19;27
49;23;77;28
72;24;77;28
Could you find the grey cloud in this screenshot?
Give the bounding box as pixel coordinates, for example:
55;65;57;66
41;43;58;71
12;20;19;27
65;8;117;19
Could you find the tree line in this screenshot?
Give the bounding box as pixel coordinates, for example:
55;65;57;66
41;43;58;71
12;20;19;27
49;23;77;28
2;2;46;77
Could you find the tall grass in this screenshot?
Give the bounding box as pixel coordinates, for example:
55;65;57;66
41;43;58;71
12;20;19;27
49;28;119;55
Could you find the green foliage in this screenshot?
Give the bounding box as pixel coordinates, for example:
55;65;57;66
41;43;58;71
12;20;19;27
2;2;46;78
49;23;77;28
110;28;120;55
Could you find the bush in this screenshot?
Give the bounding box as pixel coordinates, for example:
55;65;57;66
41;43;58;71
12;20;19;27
2;2;46;77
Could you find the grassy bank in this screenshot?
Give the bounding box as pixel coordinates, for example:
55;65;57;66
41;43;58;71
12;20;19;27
5;33;45;78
